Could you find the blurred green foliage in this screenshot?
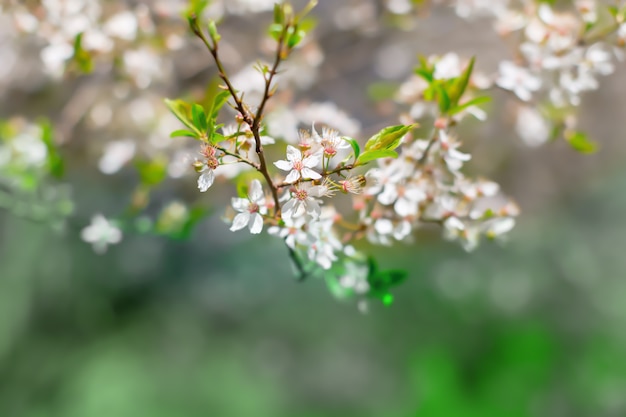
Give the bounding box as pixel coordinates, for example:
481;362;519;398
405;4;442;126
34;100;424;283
2;166;626;417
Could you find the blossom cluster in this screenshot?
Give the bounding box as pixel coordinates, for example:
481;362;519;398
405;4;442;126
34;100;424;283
172;3;519;305
391;0;625;150
2;0;620;308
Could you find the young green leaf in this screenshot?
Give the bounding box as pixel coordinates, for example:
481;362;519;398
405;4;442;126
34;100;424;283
274;3;285;24
365;256;408;305
39;119;65;178
415;68;433;83
165;99;200;134
448;95;491;116
296;0;318;21
72;33;93;73
186;0;210;16
192;104;208;132
565;131;598;154
448;56;475;106
207;20;221;43
170;129;199;139
363;124;417;152
356;149;398;164
435;83;451;113
268;23;284;41
287;28;306;49
209;90;231;120
343;137;361;161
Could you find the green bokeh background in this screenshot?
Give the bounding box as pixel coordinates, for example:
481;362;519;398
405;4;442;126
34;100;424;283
2;167;626;416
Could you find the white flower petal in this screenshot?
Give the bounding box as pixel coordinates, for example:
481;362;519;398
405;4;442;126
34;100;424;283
282;199;296;219
230;212;250;231
301;167;321;180
231;197;249;213
303;153;321;168
286;145;301;162
248;179;264;202
274;160;293;171
515;87;532;102
395;197;417;217
306;199;321;218
248;213;264;234
378;185;398;205
198;170;215;192
308;185;326;198
285;169;301;183
375;218;393;235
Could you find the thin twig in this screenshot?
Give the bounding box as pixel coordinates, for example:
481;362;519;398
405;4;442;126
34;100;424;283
189;15;286;215
215;146;260;170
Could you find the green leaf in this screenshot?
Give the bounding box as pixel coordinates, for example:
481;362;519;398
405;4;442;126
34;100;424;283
565;131;598;154
435;83;451;113
343;137;360;161
448;95;491;116
72;33;93;73
296;0;318;21
209;90;231;120
268;23;283;41
39;119;64;178
365;256;408;305
170;129;199;139
448;56;475;106
209;132;225;144
165;99;200;134
423;85;435;101
287;29;305;48
207;20;221;43
363;124;417;152
186;0;209;16
297;16;317;34
274;3;285;24
356;149;398;164
415;55;434;83
191;103;208;132
415;68;433;83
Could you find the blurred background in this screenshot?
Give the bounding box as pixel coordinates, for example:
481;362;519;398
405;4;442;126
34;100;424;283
1;1;626;416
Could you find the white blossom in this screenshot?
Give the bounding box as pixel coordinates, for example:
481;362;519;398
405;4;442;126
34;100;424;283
515;106;550;147
274;145;322;183
98;140;136;174
438;130;471;172
81;214;122;254
281;182;328;219
268;216;309;249
306;207;343;269
433;53;462;80
496;61;542;102
312;124;350;158
230;179;266;234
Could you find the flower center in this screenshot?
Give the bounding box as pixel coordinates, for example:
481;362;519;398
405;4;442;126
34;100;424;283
202;145;217;158
295;189;308;201
248;202;259;213
206;157;219;170
292;160;304;171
